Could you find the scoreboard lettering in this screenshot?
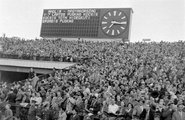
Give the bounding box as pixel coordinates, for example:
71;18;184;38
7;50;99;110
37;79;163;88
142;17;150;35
42;9;99;23
40;8;133;39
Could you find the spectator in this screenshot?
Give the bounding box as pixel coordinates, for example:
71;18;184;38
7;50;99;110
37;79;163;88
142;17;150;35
73;93;84;120
28;100;37;120
172;103;185;120
162;102;175;120
6;89;16;114
125;103;134;120
35;93;42;105
15;88;23;119
41;103;51;120
31;73;39;89
58;107;67;120
4;104;13;120
28;68;35;79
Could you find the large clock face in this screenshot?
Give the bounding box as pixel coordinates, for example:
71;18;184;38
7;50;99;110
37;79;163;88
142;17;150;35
101;9;128;37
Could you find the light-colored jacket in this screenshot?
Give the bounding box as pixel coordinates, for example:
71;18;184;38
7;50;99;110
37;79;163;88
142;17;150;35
172;111;185;120
58;111;67;120
4;109;13;120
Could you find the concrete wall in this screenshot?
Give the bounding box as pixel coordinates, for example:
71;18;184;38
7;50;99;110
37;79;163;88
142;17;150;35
1;71;28;83
0;70;43;83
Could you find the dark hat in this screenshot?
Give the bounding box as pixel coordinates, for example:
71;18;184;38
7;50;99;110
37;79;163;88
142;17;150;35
150;91;159;98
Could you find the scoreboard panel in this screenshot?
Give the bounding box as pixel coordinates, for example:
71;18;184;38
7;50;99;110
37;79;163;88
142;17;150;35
40;8;133;39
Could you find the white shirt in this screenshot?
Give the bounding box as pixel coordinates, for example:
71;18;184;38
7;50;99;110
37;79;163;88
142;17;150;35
179;111;183;119
35;97;42;105
108;104;119;114
84;88;90;94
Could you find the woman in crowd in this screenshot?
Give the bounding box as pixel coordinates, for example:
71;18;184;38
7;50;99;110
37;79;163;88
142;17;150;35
125;103;134;120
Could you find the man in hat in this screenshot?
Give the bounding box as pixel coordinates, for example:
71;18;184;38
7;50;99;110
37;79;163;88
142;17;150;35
172;102;185;120
28;100;37;120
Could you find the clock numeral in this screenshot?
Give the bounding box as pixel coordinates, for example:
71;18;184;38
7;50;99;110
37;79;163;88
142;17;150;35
121;16;126;19
106;30;110;34
117;30;120;34
118;12;122;16
113;11;117;16
102;21;107;24
108;12;111;16
121;27;125;30
104;16;107;19
112;30;115;35
103;26;107;30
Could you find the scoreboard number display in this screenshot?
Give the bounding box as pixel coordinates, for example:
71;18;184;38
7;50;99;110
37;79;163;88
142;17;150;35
40;8;133;39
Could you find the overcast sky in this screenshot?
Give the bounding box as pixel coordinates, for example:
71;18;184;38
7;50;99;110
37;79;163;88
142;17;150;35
0;0;185;42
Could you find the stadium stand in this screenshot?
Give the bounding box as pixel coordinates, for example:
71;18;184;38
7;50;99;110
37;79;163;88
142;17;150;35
1;37;185;120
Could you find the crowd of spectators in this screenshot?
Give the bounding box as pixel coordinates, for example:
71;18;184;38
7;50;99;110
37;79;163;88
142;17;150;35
1;38;185;120
0;37;95;62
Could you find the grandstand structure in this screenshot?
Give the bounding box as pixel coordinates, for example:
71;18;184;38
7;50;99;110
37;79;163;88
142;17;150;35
0;58;75;73
0;58;76;82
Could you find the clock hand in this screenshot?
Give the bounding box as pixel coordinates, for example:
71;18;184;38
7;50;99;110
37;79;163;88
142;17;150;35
108;21;127;28
109;23;114;28
119;21;127;24
111;21;127;24
109;20;117;28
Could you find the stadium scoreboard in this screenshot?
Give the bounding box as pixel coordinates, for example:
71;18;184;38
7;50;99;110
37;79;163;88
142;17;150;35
40;8;133;39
